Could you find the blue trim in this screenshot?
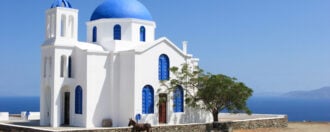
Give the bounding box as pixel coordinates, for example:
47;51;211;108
140;26;146;42
92;27;97;42
51;0;72;8
142;85;154;114
173;86;184;112
114;25;121;40
159;54;170;80
75;86;83;114
68;56;72;78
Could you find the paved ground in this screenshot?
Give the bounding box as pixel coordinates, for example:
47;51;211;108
234;122;330;132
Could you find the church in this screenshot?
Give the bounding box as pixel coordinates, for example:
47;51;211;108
40;0;212;128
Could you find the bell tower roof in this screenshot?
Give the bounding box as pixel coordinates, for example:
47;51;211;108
51;0;72;8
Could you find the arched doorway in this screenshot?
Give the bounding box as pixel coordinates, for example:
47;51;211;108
61;86;71;126
45;86;51;126
64;92;70;125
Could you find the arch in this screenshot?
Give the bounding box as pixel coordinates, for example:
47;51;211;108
159;54;170;80
75;86;83;114
61;15;66;37
140;26;146;42
47;16;51;38
68;56;72;78
60;55;67;77
92;26;97;42
173;85;184;112
49;57;52;77
142;85;154;114
45;86;51;124
50;14;55;37
44;57;47;78
68;15;74;38
113;24;121;40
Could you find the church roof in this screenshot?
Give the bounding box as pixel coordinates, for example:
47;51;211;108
51;0;72;8
135;37;189;58
90;0;153;21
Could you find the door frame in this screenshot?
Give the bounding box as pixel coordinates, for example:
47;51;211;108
158;93;167;124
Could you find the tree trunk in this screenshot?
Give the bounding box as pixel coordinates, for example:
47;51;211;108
212;110;219;122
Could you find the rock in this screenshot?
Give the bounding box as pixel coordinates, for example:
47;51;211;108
102;118;113;127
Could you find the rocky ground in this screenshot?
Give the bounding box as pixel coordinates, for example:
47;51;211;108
234;122;330;132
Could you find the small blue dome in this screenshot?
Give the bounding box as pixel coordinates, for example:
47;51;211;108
51;0;72;8
90;0;153;21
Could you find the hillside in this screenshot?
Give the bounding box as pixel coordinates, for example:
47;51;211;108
283;86;330;99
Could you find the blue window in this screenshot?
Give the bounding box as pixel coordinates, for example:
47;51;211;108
114;24;121;40
173;85;184;112
142;85;154;114
140;26;146;42
159;54;170;80
75;86;83;114
92;26;97;42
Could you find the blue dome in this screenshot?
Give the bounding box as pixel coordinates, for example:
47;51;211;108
90;0;153;21
51;0;72;8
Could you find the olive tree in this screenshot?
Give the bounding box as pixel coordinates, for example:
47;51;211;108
160;64;253;122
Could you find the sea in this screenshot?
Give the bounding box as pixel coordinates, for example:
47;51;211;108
0;96;329;122
248;96;330;122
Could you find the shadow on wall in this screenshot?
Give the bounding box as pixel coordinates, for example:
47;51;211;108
92;55;112;127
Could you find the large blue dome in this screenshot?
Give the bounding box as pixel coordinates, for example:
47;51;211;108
90;0;153;21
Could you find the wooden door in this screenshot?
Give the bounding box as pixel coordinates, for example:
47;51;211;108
159;94;167;123
64;92;70;125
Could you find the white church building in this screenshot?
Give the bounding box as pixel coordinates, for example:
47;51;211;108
40;0;212;128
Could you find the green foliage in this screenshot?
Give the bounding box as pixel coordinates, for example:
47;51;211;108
160;63;253;122
159;64;202;107
197;74;253;114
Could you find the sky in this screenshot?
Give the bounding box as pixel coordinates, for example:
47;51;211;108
0;0;329;96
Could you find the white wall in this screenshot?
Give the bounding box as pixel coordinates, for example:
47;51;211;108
85;52;110;127
53;47;74;127
117;52;136;126
133;40;186;125
86;19;156;51
0;112;9;121
40;46;54;126
70;48;87;127
133;39;212;125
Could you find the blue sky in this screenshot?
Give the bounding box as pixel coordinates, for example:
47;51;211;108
0;0;329;96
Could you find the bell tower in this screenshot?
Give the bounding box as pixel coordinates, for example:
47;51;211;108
41;0;78;127
45;0;78;41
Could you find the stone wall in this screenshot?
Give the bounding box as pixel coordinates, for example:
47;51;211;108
0;124;48;132
212;116;288;131
0;116;287;132
231;116;288;129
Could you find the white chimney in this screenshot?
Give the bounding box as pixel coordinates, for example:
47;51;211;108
182;41;188;55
